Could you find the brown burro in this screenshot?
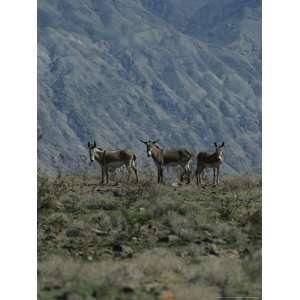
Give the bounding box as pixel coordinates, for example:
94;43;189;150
140;140;193;184
195;142;225;186
88;141;138;184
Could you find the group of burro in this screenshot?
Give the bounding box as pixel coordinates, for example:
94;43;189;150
88;140;225;186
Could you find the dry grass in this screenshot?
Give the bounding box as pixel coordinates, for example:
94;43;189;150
38;171;261;300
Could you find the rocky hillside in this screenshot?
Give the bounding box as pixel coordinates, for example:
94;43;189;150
37;0;261;174
38;173;261;299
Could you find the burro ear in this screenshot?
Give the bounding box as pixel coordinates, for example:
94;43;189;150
153;139;160;144
88;141;90;147
140;140;147;144
93;141;96;147
214;142;218;148
221;142;225;147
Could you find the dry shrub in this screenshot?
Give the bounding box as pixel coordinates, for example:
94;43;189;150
38;250;183;297
222;175;261;192
38;173;68;210
126;174;159;202
172;285;219;300
183;256;259;298
90;211;113;229
163;211;198;242
37;174;54;210
47;213;69;227
85;196;119;211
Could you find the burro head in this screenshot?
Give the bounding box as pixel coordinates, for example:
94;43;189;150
214;142;225;160
140;139;159;157
87;141;97;164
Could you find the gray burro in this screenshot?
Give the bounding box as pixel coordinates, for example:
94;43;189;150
140;140;193;184
88;141;138;184
88;140;225;186
195;142;225;186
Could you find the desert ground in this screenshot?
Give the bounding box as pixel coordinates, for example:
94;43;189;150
38;171;261;300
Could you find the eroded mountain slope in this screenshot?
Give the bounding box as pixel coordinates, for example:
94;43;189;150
38;0;261;174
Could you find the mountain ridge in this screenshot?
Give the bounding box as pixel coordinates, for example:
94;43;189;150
37;0;261;175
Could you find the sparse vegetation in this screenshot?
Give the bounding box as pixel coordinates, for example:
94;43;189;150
38;172;261;300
